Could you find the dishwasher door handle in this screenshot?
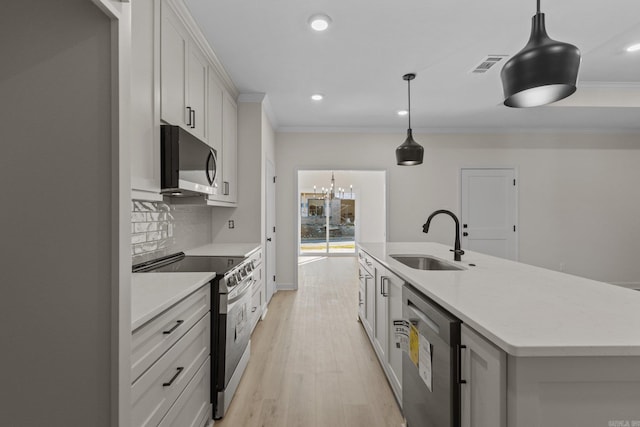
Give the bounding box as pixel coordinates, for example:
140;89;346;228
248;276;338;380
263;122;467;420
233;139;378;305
407;300;441;334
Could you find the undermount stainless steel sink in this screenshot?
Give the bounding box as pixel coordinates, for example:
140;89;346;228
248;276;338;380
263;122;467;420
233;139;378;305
390;254;465;271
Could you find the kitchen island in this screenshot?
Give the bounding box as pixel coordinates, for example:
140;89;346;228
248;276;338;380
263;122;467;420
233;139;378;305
359;242;640;427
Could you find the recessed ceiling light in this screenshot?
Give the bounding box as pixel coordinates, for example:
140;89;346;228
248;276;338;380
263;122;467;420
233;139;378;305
397;110;408;116
309;14;331;32
626;43;640;52
311;94;324;101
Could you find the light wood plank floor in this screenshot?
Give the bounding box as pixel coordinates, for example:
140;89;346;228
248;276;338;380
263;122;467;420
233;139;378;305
214;256;405;427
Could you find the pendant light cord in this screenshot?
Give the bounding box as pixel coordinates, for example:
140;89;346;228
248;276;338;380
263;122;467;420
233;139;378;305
537;0;540;13
407;78;412;129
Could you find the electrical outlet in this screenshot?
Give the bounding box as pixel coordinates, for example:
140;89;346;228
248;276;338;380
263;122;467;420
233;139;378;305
228;220;234;229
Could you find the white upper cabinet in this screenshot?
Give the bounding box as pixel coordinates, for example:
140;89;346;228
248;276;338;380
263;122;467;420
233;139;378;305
206;69;238;207
130;0;162;201
186;46;208;142
220;92;238;204
205;69;224;202
160;3;207;142
160;1;239;206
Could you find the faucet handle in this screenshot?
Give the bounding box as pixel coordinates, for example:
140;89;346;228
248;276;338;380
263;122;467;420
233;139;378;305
450;248;465;255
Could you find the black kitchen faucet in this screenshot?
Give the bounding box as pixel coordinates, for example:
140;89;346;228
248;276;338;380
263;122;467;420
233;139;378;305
423;209;465;261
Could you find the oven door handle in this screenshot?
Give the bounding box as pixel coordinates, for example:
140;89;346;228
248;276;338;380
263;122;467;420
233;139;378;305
227;278;253;305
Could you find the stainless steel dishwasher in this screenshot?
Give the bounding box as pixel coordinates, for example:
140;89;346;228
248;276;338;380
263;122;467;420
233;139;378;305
402;284;462;427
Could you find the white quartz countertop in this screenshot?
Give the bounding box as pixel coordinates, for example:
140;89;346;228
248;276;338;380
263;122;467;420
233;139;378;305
359;242;640;357
185;243;260;257
131;272;215;331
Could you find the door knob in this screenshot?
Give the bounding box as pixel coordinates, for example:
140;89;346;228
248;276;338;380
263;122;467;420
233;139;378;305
267;238;272;242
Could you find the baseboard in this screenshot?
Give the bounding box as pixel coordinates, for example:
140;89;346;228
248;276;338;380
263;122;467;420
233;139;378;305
277;283;296;291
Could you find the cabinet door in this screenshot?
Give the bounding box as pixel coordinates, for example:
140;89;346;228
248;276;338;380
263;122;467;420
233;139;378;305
206;69;223;201
130;0;161;200
186;45;207;142
364;270;375;336
358;281;366;320
461;324;507;427
386;272;403;403
374;266;388;363
221;92;237;203
158;357;211;427
160;3;187;128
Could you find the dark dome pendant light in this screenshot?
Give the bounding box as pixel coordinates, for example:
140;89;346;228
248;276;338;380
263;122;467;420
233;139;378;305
396;73;424;166
500;0;581;107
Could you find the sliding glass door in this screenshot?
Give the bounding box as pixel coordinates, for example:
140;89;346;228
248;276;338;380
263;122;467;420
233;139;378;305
300;192;356;255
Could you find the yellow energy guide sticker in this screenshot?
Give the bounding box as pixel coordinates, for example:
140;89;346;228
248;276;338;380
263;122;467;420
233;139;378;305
409;323;419;367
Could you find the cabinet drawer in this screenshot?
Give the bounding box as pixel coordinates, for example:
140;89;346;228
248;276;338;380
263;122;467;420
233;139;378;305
132;285;210;382
159;357;211;427
131;313;211;427
250;283;262;332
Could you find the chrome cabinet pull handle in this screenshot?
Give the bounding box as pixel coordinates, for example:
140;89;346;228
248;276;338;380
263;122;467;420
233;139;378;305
381;276;389;297
162;320;184;335
163;367;184;387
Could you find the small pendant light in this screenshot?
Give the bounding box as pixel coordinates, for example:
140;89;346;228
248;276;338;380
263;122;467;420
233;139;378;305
501;0;581;107
396;73;424;166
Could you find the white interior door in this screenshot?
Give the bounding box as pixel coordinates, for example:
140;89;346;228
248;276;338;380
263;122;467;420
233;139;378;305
460;168;517;260
266;160;277;302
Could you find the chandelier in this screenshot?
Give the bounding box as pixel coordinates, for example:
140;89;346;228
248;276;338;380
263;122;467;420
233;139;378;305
312;172;352;200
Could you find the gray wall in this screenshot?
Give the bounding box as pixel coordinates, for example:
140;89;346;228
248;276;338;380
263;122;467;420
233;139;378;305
276;131;640;288
0;0;113;425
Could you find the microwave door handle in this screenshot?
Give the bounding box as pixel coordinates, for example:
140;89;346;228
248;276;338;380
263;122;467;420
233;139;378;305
211;149;217;183
206;150;215;185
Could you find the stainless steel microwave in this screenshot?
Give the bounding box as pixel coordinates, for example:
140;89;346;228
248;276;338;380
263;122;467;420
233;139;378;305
160;125;218;197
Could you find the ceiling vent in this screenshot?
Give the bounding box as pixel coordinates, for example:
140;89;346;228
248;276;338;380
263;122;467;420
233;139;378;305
470;55;508;74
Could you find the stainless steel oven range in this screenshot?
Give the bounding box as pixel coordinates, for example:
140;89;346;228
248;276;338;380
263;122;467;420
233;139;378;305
133;252;257;419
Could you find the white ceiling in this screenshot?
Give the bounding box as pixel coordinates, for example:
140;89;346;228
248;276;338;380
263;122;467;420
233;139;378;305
184;0;640;132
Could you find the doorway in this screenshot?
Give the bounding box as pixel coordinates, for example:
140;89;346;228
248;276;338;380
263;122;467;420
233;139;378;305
297;170;386;257
460;168;518;260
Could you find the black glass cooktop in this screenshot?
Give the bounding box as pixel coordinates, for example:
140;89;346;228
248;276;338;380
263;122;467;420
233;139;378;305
132;252;244;275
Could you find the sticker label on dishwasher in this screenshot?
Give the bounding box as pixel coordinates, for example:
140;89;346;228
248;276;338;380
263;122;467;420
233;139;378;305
418;333;433;392
409;324;420;367
393;319;411;353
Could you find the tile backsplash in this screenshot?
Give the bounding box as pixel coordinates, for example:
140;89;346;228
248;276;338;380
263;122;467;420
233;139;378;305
131;200;212;264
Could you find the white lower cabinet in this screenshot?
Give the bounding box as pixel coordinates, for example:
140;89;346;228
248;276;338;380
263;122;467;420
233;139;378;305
460;324;507;427
358;252;375;336
373;264;388;365
249;248;264;334
131;285;211;427
250;277;263;334
131;286;210;382
159;357;211;427
357;247;403;405
386;271;404;403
